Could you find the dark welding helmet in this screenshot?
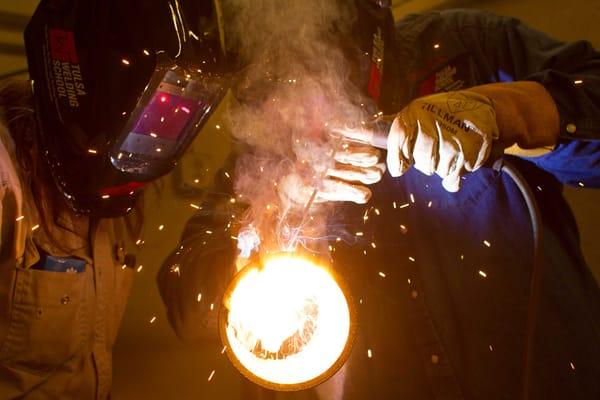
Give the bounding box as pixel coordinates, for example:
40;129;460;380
24;0;229;217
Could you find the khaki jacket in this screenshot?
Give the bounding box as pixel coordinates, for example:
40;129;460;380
0;121;137;399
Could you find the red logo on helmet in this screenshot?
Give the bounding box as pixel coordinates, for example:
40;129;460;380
99;181;147;196
49;29;79;63
368;27;384;103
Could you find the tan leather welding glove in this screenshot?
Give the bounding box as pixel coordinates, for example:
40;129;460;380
279;143;385;207
387;90;498;192
387;82;559;192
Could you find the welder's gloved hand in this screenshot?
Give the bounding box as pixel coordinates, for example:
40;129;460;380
387;90;499;192
279;144;385;207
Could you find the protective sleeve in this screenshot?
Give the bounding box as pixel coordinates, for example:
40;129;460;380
444;10;600;186
156;197;240;343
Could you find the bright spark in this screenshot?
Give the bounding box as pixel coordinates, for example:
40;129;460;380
378;271;386;278
150;316;157;324
137;265;143;272
15;215;24;222
478;270;487;278
31;224;40;231
483;240;491;247
158;224;165;231
367;349;373;358
408;257;415;262
223;255;352;387
121;58;130;65
208;370;216;381
190;203;201;209
399;203;409;209
197;293;202;302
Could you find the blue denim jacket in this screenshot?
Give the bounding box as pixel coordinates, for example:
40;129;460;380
330;9;600;400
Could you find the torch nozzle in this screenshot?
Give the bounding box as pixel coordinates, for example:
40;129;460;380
330;118;391;150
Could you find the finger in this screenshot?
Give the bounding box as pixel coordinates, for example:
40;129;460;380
278;173;317;206
316;178;372;204
327;163;384;185
442;173;461;192
334;143;381;167
387;114;412;177
441;150;465;192
412;119;438;176
434;122;460;178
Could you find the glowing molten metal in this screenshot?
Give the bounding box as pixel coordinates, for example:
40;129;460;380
220;254;354;390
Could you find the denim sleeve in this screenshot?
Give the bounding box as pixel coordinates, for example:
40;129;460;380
439;10;600;186
487;15;600;142
156;200;239;343
491;15;600;186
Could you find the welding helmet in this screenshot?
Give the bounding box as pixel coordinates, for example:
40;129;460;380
24;0;229;217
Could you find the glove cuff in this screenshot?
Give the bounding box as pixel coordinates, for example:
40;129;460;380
466;82;560;151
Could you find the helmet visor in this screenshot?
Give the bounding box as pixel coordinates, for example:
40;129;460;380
110;53;226;179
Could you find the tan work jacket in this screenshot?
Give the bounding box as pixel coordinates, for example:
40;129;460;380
0;121;136;399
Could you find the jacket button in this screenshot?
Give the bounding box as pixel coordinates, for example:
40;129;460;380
566;123;577;134
114;242;126;263
61;295;70;305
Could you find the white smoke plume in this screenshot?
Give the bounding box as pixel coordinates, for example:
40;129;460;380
222;0;372;255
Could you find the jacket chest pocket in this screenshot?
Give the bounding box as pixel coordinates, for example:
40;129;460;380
0;266;88;376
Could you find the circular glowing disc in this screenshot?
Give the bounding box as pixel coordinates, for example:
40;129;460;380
219;254;355;391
